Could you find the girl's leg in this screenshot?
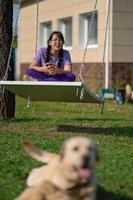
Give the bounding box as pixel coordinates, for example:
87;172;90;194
26;69;46;81
26;69;76;81
26;69;61;81
53;73;76;81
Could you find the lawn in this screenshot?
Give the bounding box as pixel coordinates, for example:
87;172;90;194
0;97;133;200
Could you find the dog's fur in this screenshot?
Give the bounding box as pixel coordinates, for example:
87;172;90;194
16;137;99;200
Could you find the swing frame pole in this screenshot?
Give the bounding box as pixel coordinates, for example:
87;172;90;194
104;0;111;89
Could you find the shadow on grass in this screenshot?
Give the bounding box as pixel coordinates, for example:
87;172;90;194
1;117;132;137
7;117;133;123
57;125;133;137
3;117;48;123
73;117;133;122
97;185;132;200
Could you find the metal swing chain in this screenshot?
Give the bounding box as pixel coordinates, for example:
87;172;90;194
26;0;40;109
78;0;98;100
78;0;98;84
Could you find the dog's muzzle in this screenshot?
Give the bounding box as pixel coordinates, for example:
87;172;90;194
74;155;92;178
82;155;90;168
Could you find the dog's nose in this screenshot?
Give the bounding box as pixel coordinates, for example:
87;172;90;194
82;155;90;168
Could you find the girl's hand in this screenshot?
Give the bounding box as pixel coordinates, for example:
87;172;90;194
42;64;56;75
43;64;62;75
53;66;62;75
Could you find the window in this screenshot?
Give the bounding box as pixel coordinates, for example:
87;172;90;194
79;11;98;48
58;17;72;48
39;21;52;47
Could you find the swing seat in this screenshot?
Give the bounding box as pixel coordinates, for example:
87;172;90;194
0;81;103;103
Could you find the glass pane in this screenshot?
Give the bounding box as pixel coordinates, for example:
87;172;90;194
58;17;72;47
65;19;72;46
87;12;97;45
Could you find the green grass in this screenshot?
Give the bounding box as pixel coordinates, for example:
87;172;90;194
0;98;133;200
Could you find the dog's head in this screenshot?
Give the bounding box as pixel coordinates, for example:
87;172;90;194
61;137;99;180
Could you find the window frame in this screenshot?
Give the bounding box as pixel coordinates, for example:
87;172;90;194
79;11;98;49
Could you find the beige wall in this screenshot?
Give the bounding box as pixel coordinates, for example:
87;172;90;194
18;0;133;66
112;0;133;62
18;0;113;64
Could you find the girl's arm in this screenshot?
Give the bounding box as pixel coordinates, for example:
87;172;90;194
52;64;72;75
29;60;54;74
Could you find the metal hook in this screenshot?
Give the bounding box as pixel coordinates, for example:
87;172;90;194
26;96;31;108
80;88;85;100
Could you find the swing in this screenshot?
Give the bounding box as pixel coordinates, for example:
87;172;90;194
0;0;105;113
0;81;103;103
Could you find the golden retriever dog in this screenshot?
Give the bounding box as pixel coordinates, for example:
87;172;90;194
16;137;99;200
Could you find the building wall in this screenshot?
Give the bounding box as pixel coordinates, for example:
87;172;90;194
111;0;133;89
18;0;133;90
112;0;133;62
19;0;113;63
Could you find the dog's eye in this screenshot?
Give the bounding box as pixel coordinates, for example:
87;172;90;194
72;146;79;151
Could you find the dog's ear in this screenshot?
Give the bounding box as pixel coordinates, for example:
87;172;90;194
23;140;43;157
23;140;33;151
23;140;59;163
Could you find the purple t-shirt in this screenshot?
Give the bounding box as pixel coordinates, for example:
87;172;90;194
33;47;72;69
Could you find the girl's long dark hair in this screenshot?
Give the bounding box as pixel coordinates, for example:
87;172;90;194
45;31;65;68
